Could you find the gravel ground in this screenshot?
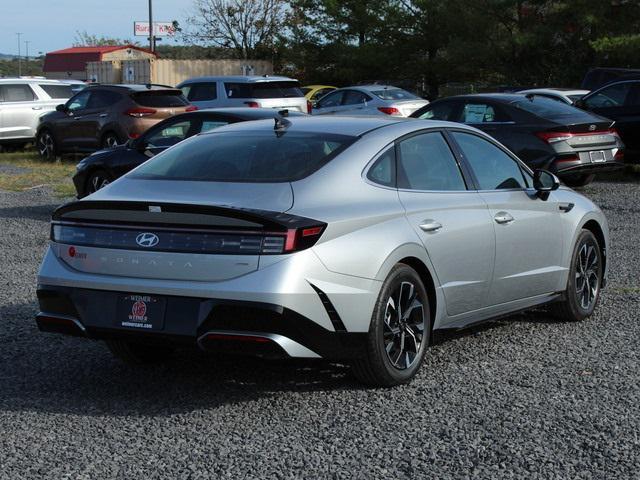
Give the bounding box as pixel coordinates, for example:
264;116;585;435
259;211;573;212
0;181;639;479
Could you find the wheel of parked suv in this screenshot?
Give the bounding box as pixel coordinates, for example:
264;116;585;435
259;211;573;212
86;169;112;195
352;264;430;387
563;174;595;188
101;132;121;149
551;229;602;321
105;339;174;364
37;130;56;160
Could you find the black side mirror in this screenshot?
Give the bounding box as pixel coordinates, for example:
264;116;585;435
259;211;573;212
574;99;586;109
533;169;560;199
56;104;67;112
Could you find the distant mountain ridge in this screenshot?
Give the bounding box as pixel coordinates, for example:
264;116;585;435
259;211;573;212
0;53;16;60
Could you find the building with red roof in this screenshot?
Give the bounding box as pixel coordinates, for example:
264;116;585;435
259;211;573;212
43;45;157;80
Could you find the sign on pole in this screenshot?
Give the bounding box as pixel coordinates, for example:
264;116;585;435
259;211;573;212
134;21;176;37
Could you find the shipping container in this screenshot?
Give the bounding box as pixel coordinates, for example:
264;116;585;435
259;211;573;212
86;61;122;84
120;59;274;86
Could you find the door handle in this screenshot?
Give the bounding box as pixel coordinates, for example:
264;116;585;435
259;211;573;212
419;220;442;232
494;212;514;224
31;106;43;110
73;116;83;120
559;202;574;213
99;113;108;118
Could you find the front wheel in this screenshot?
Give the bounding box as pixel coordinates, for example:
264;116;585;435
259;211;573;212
86;169;112;195
551;229;602;321
352;264;430;387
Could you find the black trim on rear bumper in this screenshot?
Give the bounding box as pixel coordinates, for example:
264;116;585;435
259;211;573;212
36;285;367;361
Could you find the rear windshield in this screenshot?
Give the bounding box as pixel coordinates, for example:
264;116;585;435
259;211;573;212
224;81;304;99
512;96;587;120
39;84;73;99
372;88;419;100
132;91;189;107
130;131;356;183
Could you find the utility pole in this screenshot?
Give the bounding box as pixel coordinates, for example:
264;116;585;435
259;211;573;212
148;0;155;52
16;32;22;76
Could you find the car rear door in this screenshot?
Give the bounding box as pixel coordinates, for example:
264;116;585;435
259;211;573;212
339;90;372;115
396;130;495;317
449;130;565;305
0;83;39;140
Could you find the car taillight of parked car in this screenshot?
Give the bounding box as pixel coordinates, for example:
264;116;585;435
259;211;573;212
307;100;313;114
244;101;260;108
378;107;402;116
124;107;157;118
535;129;619;144
185;105;198;112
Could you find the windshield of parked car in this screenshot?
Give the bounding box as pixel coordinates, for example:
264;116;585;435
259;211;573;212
372;88;419;100
512;96;592;120
130;131;357;182
225;81;304;99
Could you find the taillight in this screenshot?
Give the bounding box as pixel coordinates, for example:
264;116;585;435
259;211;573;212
185;105;198;112
614;150;624;161
124;107;157;117
270;225;326;254
128;132;141;139
536;129;618;144
244;101;260;108
307;100;313;114
378;106;401;116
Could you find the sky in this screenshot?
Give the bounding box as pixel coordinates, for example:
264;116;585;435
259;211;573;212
0;0;190;55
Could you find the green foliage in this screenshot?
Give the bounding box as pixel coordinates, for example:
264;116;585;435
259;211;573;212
591;35;640;67
0;58;43;77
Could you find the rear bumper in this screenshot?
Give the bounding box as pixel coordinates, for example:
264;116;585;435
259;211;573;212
36;285;368;360
555;157;624;176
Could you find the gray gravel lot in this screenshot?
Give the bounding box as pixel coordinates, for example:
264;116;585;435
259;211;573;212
0;180;639;479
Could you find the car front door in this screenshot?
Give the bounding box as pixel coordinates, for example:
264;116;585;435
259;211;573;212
449;130;565;305
396;130;495;317
57;90;92;150
312;90;345;115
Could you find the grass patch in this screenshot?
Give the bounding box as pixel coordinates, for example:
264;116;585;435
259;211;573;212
611;286;640;294
0;150;76;198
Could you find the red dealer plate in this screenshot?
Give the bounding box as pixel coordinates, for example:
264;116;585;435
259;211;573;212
116;294;166;331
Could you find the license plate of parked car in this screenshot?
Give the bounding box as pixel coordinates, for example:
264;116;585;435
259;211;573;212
589;150;606;163
117;294;166;331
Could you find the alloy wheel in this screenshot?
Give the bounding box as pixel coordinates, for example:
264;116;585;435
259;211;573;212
38;132;54;159
575;241;599;310
90;174;110;193
383;281;426;370
104;135;119;148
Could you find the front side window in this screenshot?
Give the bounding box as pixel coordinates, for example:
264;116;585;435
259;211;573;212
182;82;217;101
131;131;357;183
459;103;508;123
0;84;36;102
87;90;121;108
451;132;527;190
67;91;91;111
145;120;195;148
583;83;632;109
397;132;466;191
316;91;344;108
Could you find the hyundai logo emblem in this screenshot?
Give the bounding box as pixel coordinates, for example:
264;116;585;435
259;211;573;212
589;124;596;131
136;232;159;247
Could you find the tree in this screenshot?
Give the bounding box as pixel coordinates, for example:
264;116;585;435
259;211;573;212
182;0;286;59
73;31;138;47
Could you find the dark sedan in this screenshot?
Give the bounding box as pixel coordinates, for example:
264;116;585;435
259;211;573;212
73;108;306;197
411;94;624;187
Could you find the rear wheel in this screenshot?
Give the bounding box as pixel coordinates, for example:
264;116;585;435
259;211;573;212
352;264;430;387
563;173;595;188
551;229;602;321
105;339;174;364
37;130;56;160
86;169;112;194
101;132;121;149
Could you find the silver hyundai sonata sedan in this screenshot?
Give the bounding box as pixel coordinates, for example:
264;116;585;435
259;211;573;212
36;115;609;386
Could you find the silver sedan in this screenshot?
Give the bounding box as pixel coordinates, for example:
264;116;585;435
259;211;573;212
312;84;428;117
36;116;608;386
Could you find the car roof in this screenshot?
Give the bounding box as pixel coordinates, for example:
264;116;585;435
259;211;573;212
178;75;296;85
200;115;430;137
338;84;403;92
0;77;67;84
86;84;180;92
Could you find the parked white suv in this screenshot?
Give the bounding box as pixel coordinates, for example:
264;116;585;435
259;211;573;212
0;78;76;149
177;75;311;113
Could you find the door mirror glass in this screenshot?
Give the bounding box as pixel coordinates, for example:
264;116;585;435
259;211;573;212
55;104;66;112
533;169;560;193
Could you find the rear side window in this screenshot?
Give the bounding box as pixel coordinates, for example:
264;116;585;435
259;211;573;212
397;132;466;191
224;81;303;99
0;84;36;102
458;103;509;123
367;147;396;187
39;84;73;99
415;102;456;120
182;82;217;101
131;131;357;182
133;91;189;107
451;132;528;190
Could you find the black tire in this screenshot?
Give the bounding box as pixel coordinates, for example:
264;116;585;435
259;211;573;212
36;129;57;160
101;132;121;149
563;173;595;188
551;229;602;321
352;264;431;387
85;169;112;195
105;339;174;364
